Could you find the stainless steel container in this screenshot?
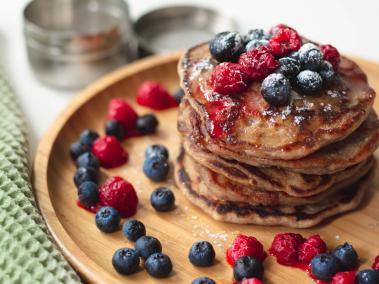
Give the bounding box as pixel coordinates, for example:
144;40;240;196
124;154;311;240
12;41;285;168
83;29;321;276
24;0;137;89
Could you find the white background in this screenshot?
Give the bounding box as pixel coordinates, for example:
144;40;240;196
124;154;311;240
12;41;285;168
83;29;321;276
1;0;379;155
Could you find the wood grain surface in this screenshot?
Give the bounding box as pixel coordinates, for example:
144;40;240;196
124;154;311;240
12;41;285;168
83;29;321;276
33;52;379;284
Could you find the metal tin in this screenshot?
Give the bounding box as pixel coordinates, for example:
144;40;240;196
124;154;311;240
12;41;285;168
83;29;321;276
134;6;238;56
23;0;137;89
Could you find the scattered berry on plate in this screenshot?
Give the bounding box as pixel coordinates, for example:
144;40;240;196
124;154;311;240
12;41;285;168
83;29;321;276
298;234;327;264
79;129;99;148
332;242;359;271
320;44;341;70
112;247;140;275
372;255;379;270
145;144;169;160
188;241;216;267
150;187;175;212
209;31;245;62
226;234;266;266
356;269;379;284
98;176;138;218
122;219;146;242
240;278;263;284
319;60;336;82
108;98;138;131
295;70;323;93
92;136;128;168
78;181;99;208
233;256;264;282
73;167;98;188
298;43;323;70
277;57;301;78
136;80;177;110
174;88;185;104
143;154;169;182
76;152;100;170
261;73;291;106
310;253;341;281
136;114;159;135
145;252;173;278
331;271;356;284
268;26;302;57
69;142;89;161
269;232;305;265
105;120;125;141
191;277;216;284
135;235;162;260
95;206;121;233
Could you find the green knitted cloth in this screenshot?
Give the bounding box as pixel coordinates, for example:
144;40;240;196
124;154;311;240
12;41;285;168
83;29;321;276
0;68;81;283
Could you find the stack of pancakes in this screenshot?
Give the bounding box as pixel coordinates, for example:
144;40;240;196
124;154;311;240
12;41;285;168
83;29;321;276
174;43;379;228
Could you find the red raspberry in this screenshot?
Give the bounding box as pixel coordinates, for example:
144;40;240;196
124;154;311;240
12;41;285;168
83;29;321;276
208;62;249;95
108;98;138;131
268;27;302;57
269;23;290;35
331;271;356;284
136;80;177;110
320;44;341;70
226;234;267;266
238;46;279;81
298;234;327;264
92;136;128;168
98;176;138;218
372;255;379;270
269;232;305;265
240;278;263;284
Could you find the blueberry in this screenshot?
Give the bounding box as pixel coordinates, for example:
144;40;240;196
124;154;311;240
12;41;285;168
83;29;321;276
95;206;120;233
189;241;215;267
174;89;185;104
78;181;99;208
356;269;379;284
150;187;175;212
299;43;323;70
289;51;300;60
261;73;291;106
105;120;125;141
122;219;146;242
296;70;323;93
112;248;140;275
69;142;89;161
76;152;100;170
319;61;336;83
136;114;159;135
135;236;162;260
79;129;99;148
145;144;169;160
143;154;169;182
209;31;245;62
310;253;341;281
192;277;216;284
244;29;270;42
277;57;301;78
245;39;269;51
145;253;172;278
233;256;264;281
73;167;98;187
333;242;358;271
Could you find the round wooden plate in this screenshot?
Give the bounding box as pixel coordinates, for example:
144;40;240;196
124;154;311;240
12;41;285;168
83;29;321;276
33;52;379;284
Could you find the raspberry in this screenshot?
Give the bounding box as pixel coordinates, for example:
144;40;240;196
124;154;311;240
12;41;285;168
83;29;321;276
108;98;138;131
238;46;279;81
92;136;128;169
240;278;263;284
226;234;267;266
98;176;138;218
208;62;249;95
298;234;327;264
372;255;379;270
331;271;356;284
269;23;289;36
320;44;341;70
269;232;305;265
268;27;302;57
136;80;177;110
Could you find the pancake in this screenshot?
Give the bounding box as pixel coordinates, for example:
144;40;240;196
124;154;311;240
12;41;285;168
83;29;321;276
174;147;372;228
178;42;376;161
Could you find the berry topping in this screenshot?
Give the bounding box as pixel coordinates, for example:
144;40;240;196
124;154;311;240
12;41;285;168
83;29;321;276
192;277;216;284
78;181;99;208
174;88;185;104
268;27;302;57
261;73;291;106
269;232;305;265
108;98;138;131
70;142;89;161
136;114;159;135
238;46;279;81
73;167;98;188
208;62;249;95
135;235;162;260
331;271;357;284
76;152;100;170
189;241;216;267
105;120;125;141
145;253;173;278
233;256;264;282
295;70;323;93
122;219;146;242
356;269;379;284
95;206;121;233
320;44;341;70
98;176;138;218
136;80;177;110
269;24;289;36
319;60;336;82
79;129;99;148
245;39;269;51
143;154;170;182
372;255;379;270
112;248;140;275
92;136;128;169
209;31;245;62
145;144;169;160
226;234;267;266
150;187;175;212
298;234;327;264
240;278;263;284
310;253;341;281
298;43;323;70
333;242;359;271
277;57;301;78
244;29;270;42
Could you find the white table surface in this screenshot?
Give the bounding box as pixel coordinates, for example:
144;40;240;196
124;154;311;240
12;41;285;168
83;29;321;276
1;0;379;155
